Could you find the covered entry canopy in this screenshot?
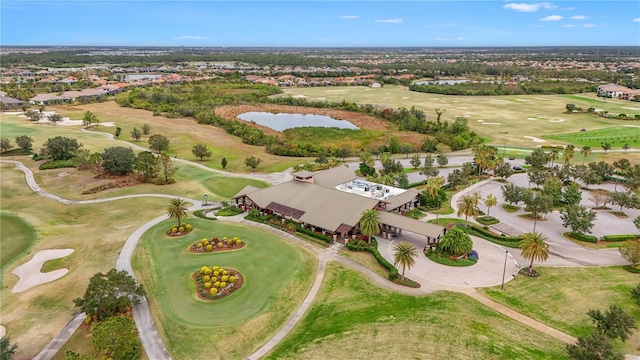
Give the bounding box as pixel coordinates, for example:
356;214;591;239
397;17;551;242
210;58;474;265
377;211;444;239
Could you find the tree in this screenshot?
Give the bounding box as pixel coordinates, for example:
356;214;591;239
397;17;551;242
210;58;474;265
525;148;550;169
134;151;159;182
601;143;611;154
130;128;142;141
221;157;228;169
395;173;409;188
336;147;351;161
0;336;17;360
419;155;439;179
191;144;212;161
566;331;624;360
549;148;560;167
518;231;549;270
141;123;151;135
399;143;415;158
457;194;479;223
609;191;639;214
437;153;448;168
48;113;62;125
92;316;142;360
0;138;13;153
528;168;550;188
622;143;630;152
82;111;97;127
619;240;640;267
562;182;583;206
88;152;103;175
148;134;169;154
359;209;382;244
523;191;553;231
114;126;122;139
73;269;145;321
15;135;33;152
44;136;81;161
392;241;417;280
167;197;188;227
102;146;135;175
542;176;564;205
245;156;262;169
580;146;592;164
388;137;401;154
494;161;514;180
410;154;421;169
631;283;640;306
157;154;176;184
561;204;597;234
63;350;91;360
634;215;640;232
26;109;42;122
502;183;526;205
564;144;576;166
566;103;577;112
484;194;497;217
588;305;637;341
73;149;91;169
438;227;473;257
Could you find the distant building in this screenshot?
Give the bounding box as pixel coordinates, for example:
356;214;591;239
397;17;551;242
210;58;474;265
597;83;629;98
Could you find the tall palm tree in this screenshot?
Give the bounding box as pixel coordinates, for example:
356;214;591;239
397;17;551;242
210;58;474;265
563;145;575;166
549;148;559;167
580;146;592;165
519;231;550;270
484;194;497;217
457;194;479;224
393;241;417;281
359;209;382;244
167;198;188;227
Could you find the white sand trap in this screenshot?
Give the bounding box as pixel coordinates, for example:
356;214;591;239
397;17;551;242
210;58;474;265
534;97;547;100
594;109;603;112
401;96;409;100
548;119;565;123
524;136;547;143
452;100;459;103
292;95;307;98
623;125;640;128
482;122;501;125
516;99;529;102
0;325;5;338
623;107;640;111
477;119;485;122
3;111;23;115
385;92;391;95
527;117;537;120
12;249;75;293
315;97;325;100
457;106;467;109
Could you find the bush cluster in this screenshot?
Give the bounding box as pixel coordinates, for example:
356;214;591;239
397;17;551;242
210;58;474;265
566;231;599;243
602;234;639;242
167;223;193;236
194;266;240;299
192;236;244;252
346;238;398;280
460;224;521;248
38;159;75;170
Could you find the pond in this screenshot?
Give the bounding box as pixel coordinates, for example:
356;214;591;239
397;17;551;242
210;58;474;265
237;112;359;132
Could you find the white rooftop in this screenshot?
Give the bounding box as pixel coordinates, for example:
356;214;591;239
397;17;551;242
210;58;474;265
335;179;406;201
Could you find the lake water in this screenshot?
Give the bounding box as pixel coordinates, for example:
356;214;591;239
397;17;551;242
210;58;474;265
237;112;359;132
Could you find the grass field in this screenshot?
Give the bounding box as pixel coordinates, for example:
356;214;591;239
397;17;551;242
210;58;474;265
280;86;639;147
132;218;316;359
543;126;640;149
51;102;307;173
480;266;640;354
0;163;169;359
0;213;36;269
50;325;149;360
265;262;568;359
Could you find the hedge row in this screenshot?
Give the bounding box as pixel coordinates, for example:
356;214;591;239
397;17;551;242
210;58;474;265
39;159;75;170
476;216;500;226
193;209;218;221
602;234;640;242
460;224;521;248
566;232;598;243
346;238;398;280
296;226;332;244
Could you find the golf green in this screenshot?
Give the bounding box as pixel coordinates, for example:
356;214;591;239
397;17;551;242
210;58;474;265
0;212;37;268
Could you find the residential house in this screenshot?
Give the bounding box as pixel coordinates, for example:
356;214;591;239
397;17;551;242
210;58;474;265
597;83;629;98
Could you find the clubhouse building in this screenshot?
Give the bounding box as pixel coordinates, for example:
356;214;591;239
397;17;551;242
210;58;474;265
233;166;445;244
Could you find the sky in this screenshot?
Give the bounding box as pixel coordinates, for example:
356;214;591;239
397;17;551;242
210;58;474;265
1;1;639;47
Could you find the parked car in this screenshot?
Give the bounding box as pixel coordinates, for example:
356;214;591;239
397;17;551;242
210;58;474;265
508;156;516;160
512;166;524;171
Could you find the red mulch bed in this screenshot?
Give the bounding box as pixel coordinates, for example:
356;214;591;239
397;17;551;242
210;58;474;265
192;269;244;301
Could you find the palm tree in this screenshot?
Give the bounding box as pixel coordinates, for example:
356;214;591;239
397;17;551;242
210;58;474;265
359;209;382;244
563;144;575;166
457;194;479;224
392;241;418;281
167;198;188;227
580;146;592;165
484;194;497;217
519;231;550;270
549;148;559;167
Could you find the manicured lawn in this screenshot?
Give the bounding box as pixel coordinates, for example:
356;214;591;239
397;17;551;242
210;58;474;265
502;204;520;213
480;266;640;354
132;218;316;359
202;176;268;199
265;263;568;359
0;213;36;268
543;126;640;148
427;218;465;226
338;249;388;279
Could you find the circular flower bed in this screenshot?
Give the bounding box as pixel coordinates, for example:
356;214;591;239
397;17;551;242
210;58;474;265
190;236;245;253
193;265;243;300
424;248;477;267
166;223;194;237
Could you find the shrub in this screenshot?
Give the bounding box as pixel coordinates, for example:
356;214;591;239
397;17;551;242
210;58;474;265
220;281;227;288
200;266;208;274
476;216;500;226
566;231;598;243
203;275;210;282
221;275;229;282
206;244;213;252
213;271;220;277
346;238;398;280
229;276;236;283
217;242;223;248
197;242;203;248
171;228;177;234
210;288;217;295
210;276;217;282
603;234;639;242
222;270;228;275
39;159;75;170
214;281;221;288
185;224;193;231
178;226;185;233
204;268;212;275
236;239;242;246
204;282;211;289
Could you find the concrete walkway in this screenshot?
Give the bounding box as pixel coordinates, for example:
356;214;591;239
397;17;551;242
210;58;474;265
32;313;87;360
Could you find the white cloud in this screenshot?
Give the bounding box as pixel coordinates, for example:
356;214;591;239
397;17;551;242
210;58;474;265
173;35;209;40
583;23;597;28
562;24;576;28
375;18;403;23
503;2;556;12
540;15;564;21
340;15;359;19
457;37;464;41
571;15;587;20
633;18;640;22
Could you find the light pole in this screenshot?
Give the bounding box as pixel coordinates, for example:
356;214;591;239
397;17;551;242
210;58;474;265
501;249;509;290
203;194;208;206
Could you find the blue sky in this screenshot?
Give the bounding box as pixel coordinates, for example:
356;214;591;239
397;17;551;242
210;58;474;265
2;1;639;47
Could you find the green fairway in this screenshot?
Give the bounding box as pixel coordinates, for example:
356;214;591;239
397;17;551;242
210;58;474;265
280;86;638;147
0;213;36;268
543;126;640;148
133;218;315;359
266;263;568;360
202;176;269;199
481;266;640;354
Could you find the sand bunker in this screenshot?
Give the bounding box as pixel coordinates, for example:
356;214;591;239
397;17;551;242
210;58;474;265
0;325;4;338
527;117;537;120
292;95;307;98
594;109;603;112
12;249;75;293
524;136;546;143
548;119;565;123
482;122;501;125
452;100;459;103
622;107;640;111
516;99;530;102
402;96;409;100
623;125;640;128
315;97;326;101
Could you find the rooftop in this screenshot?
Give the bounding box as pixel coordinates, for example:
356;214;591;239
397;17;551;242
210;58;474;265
335;179;406;201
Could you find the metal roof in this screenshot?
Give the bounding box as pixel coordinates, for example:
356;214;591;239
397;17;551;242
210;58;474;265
377;211;444;239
